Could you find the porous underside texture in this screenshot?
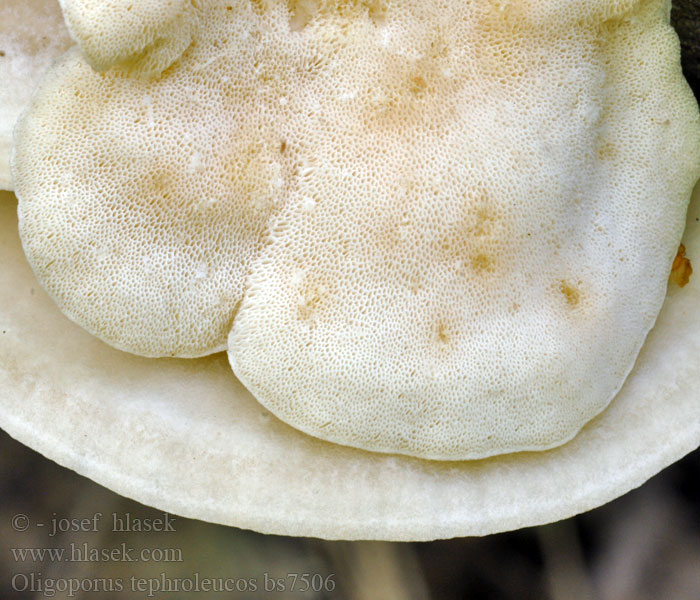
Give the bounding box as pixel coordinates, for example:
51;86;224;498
12;0;700;460
0;0;71;190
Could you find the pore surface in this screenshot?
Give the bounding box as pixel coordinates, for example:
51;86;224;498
228;0;700;458
3;187;700;539
12;0;700;457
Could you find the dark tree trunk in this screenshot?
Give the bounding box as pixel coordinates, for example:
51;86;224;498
672;0;700;96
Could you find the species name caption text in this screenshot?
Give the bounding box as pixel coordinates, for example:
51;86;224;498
11;572;338;597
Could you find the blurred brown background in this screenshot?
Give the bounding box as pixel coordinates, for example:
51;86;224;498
2;2;700;599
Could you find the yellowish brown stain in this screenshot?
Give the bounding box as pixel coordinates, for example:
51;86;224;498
473;205;496;237
559;280;581;307
670;244;692;288
437;193;499;259
361;31;460;131
150;168;174;198
408;273;423;294
409;75;428;95
471;252;494;272
287;0;315;30
596;139;618;160
436;321;450;345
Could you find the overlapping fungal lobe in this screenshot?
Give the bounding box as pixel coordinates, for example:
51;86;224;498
13;35;284;357
58;0;199;77
229;0;700;459
0;0;72;191
14;1;309;358
12;0;700;458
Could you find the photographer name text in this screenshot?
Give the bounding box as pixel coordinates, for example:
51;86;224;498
11;512;176;536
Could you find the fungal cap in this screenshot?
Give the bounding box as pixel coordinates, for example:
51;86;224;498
11;0;700;459
227;0;700;459
3;186;700;540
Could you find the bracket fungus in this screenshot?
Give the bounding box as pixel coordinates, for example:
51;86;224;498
2;0;700;540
